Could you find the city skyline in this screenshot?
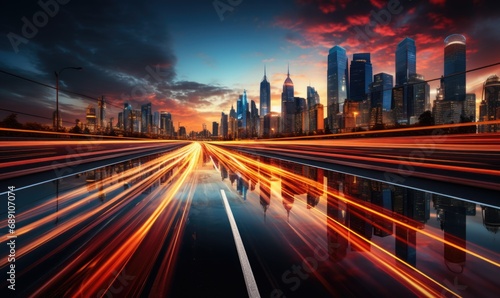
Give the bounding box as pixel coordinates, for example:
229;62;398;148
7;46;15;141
1;0;500;131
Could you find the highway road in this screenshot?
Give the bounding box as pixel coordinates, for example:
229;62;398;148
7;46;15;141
0;136;499;297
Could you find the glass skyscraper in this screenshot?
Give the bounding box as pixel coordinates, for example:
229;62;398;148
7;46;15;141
481;75;500;132
260;66;271;117
141;102;152;133
349;53;372;102
307;86;320;107
444;34;466;101
281;66;295;134
370;73;393;111
327;45;349;132
395;37;416;87
369;73;393;127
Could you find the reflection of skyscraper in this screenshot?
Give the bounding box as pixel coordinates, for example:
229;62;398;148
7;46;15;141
260;66;271;117
444;34;466;102
395;37;416;87
237;175;248;200
372;184;393;237
395;225;416;266
305;166;324;209
393;188;419;266
327;195;348;262
327;45;349;132
443;206;467;271
259;157;272;219
481;206;500;234
348;204;372;252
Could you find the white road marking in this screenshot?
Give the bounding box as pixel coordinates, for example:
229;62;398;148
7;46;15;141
220;189;261;298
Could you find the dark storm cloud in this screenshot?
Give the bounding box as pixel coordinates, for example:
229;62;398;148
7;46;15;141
0;0;242;125
274;0;500;75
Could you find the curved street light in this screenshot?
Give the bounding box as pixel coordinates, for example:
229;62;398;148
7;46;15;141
55;66;82;131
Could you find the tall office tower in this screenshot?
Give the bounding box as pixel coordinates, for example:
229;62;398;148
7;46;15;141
395;37;417;87
117;112;123;129
160;111;172;136
153;111;160;134
220;112;228;139
464;93;476;121
229;105;236;119
281;65;295;134
408;74;430;124
294;96;307;133
327;45;349;132
369;73;393;127
480;75;500;132
133;109;141;133
250;100;259;137
212;121;219;137
260;66;271;117
350;53;373;102
96;96;106;131
307;86;320;107
123;103;132;133
308;103;324;134
86;104;96;132
237;90;249;129
141;102;152;133
444;34;466;101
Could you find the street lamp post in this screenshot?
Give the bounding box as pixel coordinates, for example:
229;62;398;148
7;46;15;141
55;66;82;131
353;111;359;131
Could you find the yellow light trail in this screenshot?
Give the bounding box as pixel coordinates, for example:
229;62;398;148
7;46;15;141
204;142;500;295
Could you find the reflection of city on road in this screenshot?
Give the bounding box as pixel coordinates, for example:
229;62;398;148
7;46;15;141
206;143;500;297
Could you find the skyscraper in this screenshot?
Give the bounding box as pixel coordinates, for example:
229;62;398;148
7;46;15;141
464;93;476;121
395;37;416;87
407;74;430;124
260;66;271;117
212;121;219;137
141;102;152;133
307;86;320;107
369;73;393;127
123;103;132;133
327;45;349;132
281;65;295;134
97;96;106;132
86;104;96;132
220;112;228;139
237;90;248;129
444;34;466;101
480;75;500;132
160;111;172;136
350;53;372;102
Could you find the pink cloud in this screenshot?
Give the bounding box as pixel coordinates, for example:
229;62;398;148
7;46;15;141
346;15;370;26
429;0;446;6
369;0;385;9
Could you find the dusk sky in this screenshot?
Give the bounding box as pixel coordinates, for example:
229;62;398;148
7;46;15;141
1;0;500;132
